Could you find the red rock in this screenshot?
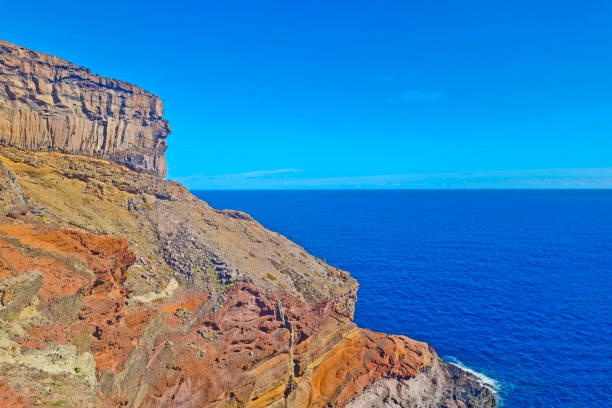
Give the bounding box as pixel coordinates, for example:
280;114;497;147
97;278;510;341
0;381;32;408
18;323;68;350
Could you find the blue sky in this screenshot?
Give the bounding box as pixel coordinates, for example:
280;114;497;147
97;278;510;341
3;0;612;188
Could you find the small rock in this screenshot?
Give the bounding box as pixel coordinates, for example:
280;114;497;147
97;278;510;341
6;206;27;218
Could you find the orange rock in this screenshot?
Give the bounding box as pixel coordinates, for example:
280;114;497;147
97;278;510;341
0;222;139;373
18;323;68;350
124;309;157;334
0;381;32;408
0;219;463;407
135;283;435;408
307;329;434;407
0;236;86;301
159;289;208;316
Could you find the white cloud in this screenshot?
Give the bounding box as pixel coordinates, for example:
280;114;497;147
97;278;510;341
174;168;302;188
222;169;302;178
175;168;612;190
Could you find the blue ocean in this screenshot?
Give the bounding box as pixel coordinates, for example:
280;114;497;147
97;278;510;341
193;190;612;407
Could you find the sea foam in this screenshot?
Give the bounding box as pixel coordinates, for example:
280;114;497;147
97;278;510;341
445;356;501;391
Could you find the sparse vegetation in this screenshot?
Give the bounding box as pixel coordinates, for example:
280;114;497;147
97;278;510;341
207;262;217;282
204;260;233;290
266;273;277;281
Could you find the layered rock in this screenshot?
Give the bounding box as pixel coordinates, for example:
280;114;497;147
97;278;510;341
0;39;170;177
0;145;497;408
0;40;497;408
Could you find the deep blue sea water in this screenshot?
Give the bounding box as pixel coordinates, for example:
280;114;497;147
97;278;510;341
193;190;612;407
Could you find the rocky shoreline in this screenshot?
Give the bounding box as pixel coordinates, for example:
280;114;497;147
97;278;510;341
0;39;497;407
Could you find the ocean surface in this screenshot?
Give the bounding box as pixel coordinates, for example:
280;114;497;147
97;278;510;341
193;190;612;407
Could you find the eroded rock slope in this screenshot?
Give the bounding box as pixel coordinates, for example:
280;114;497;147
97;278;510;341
0;40;497;408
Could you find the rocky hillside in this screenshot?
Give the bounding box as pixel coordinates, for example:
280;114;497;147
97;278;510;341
0;40;497;408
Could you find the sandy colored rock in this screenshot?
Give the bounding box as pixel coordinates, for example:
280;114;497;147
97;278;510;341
0;39;170;177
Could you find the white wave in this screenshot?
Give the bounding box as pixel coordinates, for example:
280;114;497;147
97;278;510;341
445;356;501;391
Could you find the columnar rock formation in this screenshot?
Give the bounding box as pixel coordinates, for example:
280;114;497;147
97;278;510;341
0;39;170;177
0;40;497;408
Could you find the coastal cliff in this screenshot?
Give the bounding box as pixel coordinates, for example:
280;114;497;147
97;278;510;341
0;40;170;177
0;40;496;408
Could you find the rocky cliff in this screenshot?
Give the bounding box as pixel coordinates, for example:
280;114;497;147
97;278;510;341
0;40;497;408
0;40;170;177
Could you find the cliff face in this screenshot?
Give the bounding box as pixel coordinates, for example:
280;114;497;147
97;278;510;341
0;40;170;177
0;40;497;408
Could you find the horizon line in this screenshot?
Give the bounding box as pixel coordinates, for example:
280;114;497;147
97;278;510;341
189;187;612;191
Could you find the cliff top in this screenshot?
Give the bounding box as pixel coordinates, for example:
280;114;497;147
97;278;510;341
0;39;160;99
0;39;170;177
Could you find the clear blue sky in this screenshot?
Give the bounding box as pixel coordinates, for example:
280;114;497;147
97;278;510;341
3;1;612;188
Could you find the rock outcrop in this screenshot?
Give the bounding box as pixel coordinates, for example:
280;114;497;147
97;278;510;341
0;39;170;177
0;40;497;408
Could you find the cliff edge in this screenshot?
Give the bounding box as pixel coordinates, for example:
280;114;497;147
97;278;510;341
0;39;170;177
0;40;497;408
